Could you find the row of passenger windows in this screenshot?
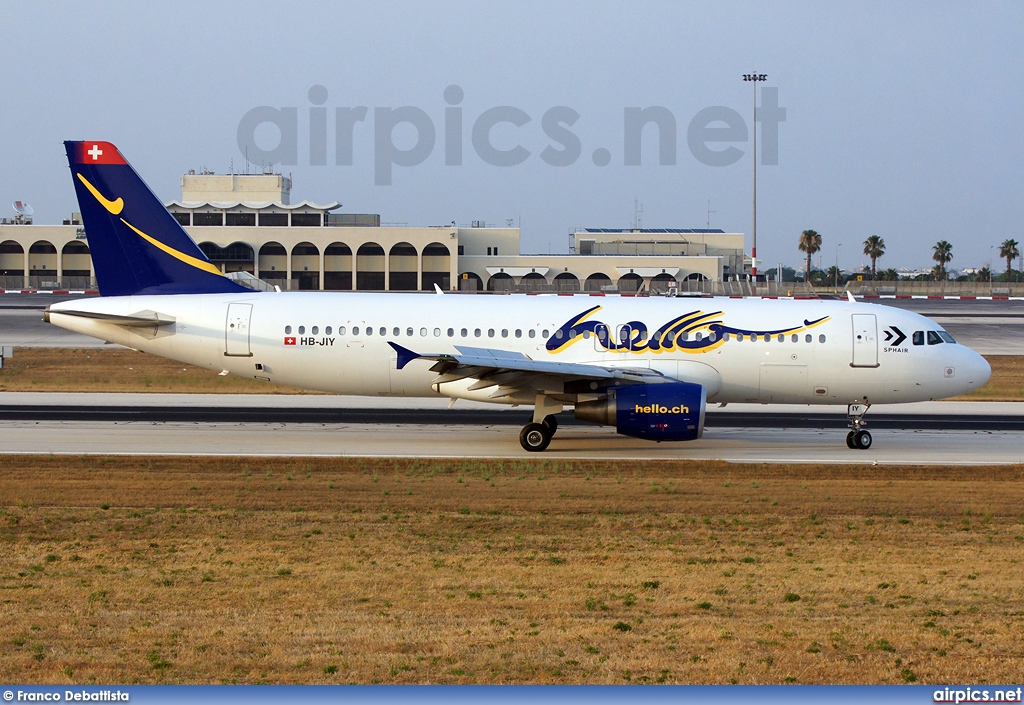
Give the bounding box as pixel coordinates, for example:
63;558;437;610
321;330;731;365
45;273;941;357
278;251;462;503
283;324;829;344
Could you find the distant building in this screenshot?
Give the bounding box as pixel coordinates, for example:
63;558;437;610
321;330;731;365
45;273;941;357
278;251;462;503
0;172;747;292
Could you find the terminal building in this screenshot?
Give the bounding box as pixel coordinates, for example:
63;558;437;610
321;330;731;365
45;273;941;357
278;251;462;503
0;172;747;293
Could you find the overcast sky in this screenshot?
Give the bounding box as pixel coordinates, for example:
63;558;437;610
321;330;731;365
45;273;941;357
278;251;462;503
1;1;1021;272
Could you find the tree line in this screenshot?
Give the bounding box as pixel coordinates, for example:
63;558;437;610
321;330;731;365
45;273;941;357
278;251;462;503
795;230;1021;284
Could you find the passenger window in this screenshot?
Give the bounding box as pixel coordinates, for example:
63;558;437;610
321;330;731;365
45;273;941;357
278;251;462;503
298;326;305;335
927;331;943;345
393;327;400;336
339;326;346;335
461;328;468;337
913;331;924;346
791;334;798;342
542;329;549;338
515;329;522;338
312;326;319;335
708;333;716;342
366;327;373;336
805;334;812;343
352;326;359;335
501;329;509;338
285;325;292;335
763;334;770;342
447;328;454;337
681;332;689;341
724;333;731;341
420;327;427;337
325;326;332;335
777;334;784;342
818;334;826;343
554;330;563;339
695;332;704;341
407;327;413;336
433;328;441;337
475;328;481;337
379;327;385;336
569;329;577;339
488;329;495;338
528;329;536;338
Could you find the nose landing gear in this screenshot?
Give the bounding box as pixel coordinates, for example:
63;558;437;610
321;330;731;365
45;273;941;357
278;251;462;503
845;401;872;449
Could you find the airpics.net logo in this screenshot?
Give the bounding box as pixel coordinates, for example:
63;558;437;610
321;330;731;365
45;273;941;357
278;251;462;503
236;85;786;185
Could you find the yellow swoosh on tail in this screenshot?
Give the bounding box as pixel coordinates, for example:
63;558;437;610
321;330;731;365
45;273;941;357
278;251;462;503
120;219;223;276
76;173;124;215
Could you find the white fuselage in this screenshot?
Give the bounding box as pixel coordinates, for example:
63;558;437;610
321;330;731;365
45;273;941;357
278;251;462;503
47;292;990;406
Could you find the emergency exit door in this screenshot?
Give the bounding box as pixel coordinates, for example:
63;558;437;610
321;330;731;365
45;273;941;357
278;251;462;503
225;303;253;357
851;313;878;367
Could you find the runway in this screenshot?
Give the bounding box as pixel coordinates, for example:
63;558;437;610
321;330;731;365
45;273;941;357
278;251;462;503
2;393;1022;464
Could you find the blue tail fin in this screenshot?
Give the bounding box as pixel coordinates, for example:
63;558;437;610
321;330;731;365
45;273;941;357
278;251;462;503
64;141;247;296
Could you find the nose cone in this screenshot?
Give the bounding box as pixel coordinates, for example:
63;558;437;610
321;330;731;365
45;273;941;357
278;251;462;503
959;348;991;392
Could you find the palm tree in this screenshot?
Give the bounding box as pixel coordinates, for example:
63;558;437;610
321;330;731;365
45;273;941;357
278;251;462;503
863;235;885;279
932;240;953;280
798;230;822;282
999;238;1019;282
977;265;991;283
878;268;899;281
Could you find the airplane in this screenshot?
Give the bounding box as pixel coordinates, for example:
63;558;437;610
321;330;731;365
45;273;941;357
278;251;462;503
45;140;992;452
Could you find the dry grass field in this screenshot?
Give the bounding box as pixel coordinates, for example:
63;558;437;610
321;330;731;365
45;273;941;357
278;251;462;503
1;348;1023;399
1;456;1022;685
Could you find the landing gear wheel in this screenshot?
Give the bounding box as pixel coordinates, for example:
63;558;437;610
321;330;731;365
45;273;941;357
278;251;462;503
853;430;872;449
542;415;558;436
846;431;856;449
520;423;551;452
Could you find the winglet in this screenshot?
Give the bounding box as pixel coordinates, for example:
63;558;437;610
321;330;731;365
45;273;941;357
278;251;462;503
434;283;444;295
846;291;856;303
388;341;421;370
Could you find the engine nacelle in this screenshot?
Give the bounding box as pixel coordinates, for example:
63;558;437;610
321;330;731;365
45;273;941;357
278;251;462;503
574;382;706;441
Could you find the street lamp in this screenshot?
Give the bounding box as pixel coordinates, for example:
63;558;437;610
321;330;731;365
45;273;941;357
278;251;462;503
835;243;843;293
742;71;767;282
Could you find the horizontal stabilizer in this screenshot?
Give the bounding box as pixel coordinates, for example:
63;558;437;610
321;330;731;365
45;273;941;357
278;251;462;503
45;308;175;328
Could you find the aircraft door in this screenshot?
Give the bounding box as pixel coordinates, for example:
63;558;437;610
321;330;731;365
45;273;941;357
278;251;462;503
617;324;635;351
225;303;253;357
851;314;878;367
594;323;610;352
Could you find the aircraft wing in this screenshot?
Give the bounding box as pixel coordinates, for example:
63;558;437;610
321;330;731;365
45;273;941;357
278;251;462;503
388;341;669;385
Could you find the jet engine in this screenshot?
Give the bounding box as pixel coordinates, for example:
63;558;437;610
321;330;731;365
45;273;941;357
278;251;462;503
574;382;706;441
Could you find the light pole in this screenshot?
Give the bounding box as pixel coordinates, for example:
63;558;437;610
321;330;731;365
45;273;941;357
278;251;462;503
743;72;767;282
835;243;842;293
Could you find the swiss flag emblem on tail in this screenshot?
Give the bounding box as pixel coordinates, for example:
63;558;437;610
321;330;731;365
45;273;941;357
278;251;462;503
284;337;296;346
74;141;127;165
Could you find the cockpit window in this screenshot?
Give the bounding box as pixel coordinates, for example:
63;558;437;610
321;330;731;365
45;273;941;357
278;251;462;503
927;331;944;345
913;331;924;346
938;331;956;344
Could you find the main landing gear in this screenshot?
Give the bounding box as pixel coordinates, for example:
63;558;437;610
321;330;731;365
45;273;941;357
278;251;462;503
520;415;558;452
845;401;872;450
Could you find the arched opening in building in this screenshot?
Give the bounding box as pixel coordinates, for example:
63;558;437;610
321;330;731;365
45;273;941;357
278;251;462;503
553;272;580;292
682;272;709;292
487;272;514;292
291;242;320;290
584;272;612;292
618;272;643;293
356;242;385;290
198;241;255;274
258;242;287;284
324;242;352;290
388;242;418;291
28;241;58;288
0;241;25;286
649;272;677;294
421;242;451;291
521;272;548;292
459;271;483;292
61;241;92;288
